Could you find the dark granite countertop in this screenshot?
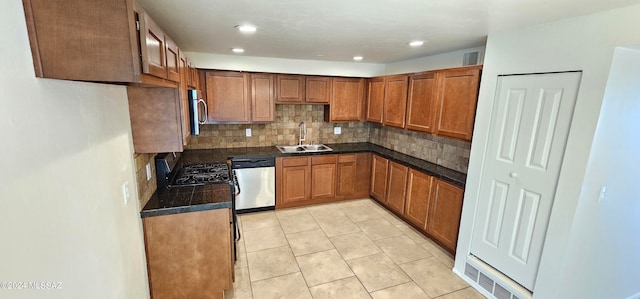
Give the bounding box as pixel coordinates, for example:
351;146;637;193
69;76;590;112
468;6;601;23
141;183;233;218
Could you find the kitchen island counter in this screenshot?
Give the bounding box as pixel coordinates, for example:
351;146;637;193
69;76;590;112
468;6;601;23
140;183;232;218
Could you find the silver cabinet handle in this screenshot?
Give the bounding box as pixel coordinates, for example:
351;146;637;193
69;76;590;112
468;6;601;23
197;99;208;124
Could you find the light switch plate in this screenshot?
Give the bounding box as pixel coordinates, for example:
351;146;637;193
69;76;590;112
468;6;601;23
334;127;342;135
145;163;152;181
122;181;130;205
246;128;252;137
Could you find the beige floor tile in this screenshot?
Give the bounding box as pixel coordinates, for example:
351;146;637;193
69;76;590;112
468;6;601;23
241;211;280;231
377;209;405;225
236;241;248;268
247;246;299;282
399;257;468;298
436;287;486;299
340;204;381;223
224;266;253;299
286;229;334;256
307;203;345;219
250;272;312;299
347;253;411;292
309;276;372;299
420;239;455;269
278;212;320;234
275;206;309;218
335;199;367;209
374;235;433;264
370;282;431;299
330;232;382;260
356;218;404;240
244;226;288;252
296;249;354;286
315;215;361;237
395;222;430;244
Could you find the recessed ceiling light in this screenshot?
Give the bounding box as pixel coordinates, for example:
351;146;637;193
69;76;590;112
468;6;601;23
408;41;425;47
235;25;257;33
353;56;363;61
231;48;245;53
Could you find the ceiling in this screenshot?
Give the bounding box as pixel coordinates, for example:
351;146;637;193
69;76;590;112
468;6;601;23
137;0;640;64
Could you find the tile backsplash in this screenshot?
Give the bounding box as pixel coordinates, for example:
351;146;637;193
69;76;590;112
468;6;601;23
186;104;471;173
134;153;156;209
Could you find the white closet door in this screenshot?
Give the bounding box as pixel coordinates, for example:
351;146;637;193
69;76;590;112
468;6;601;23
470;72;581;290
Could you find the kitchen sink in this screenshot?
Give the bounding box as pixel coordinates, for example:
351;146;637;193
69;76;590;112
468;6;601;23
276;144;333;153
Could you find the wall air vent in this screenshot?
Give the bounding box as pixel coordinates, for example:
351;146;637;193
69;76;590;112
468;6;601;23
463;51;479;66
465;255;533;299
494;283;512;299
465;263;480;282
479;272;495;293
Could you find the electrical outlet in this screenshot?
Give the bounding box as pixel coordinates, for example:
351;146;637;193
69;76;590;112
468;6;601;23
146;163;152;181
122;181;130;204
334;126;342;135
246;128;252;137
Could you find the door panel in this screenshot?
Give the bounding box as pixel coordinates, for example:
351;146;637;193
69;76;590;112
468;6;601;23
470;72;581;290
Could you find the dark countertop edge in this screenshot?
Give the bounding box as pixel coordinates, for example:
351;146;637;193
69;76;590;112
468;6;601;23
218;143;467;188
140;201;232;218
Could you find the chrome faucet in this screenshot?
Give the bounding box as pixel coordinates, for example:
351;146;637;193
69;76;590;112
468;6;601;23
298;122;306;145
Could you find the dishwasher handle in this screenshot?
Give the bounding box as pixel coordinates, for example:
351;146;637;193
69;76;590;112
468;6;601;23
232;170;241;196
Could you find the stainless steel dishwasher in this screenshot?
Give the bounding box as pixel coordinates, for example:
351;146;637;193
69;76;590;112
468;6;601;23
231;157;276;214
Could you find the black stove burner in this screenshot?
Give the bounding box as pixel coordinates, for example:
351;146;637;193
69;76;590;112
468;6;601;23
171;163;230;186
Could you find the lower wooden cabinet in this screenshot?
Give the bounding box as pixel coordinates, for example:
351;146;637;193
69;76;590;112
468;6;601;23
404;169;434;229
427;178;464;252
385;161;408;214
370;154;389;201
277;153;371;208
143;209;232;299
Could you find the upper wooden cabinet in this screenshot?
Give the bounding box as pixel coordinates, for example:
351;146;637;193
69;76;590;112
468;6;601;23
382;75;409;128
251;73;276;123
276;75;305;103
427;178;464;252
327;78;365;122
164;36;180;82
22;0;182;86
204;71;251;123
366;78;385;123
406;72;438;133
187;62;199;89
433;67;481;140
306;77;332;103
177;51;191;147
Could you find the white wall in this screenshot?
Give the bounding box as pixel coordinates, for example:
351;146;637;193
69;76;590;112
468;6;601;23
382;46;485;75
455;4;640;299
185;52;386;77
0;1;149;298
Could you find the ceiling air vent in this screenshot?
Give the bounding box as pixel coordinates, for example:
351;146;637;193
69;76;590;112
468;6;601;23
463;51;479;66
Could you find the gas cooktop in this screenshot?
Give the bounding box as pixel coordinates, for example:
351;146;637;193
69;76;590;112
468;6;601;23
171;162;230;187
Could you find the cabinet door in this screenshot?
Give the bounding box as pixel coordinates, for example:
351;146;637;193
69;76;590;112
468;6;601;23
354;153;372;198
427;179;464;252
139;12;167;79
330;78;365;121
178;51;190;146
165;36;180;82
276;75;305;103
404;169;433;229
277;157;311;206
306;76;331;103
251;74;275;122
127;86;183;153
370;155;389;202
434;67;481;141
205;71;251;123
336;155;357;197
406;72;438;133
382;75;409;128
385;161;408;214
366;78;385;123
311;164;336;199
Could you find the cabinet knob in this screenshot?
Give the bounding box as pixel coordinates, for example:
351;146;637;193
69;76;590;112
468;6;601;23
509;172;518;178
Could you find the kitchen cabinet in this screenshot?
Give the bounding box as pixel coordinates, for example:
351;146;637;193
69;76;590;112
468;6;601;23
365;78;385;123
406;72;438;133
336;153;372;199
127;86;185;153
251;73;276;122
277;157;311;206
383;75;409;128
178;51;191;147
276;74;305;103
22;0;179;87
204;70;251;123
404;169;434;229
326;77;365;121
370;154;389;202
143;208;232;299
187;62;199;89
385;161;409;214
427;178;464;252
311;156;337;199
433;67;481;141
164;35;180;82
306;76;332;103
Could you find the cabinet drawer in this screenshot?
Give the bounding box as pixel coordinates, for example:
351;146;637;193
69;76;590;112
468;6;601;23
311;155;337;165
282;157;309;167
338;154;357;163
